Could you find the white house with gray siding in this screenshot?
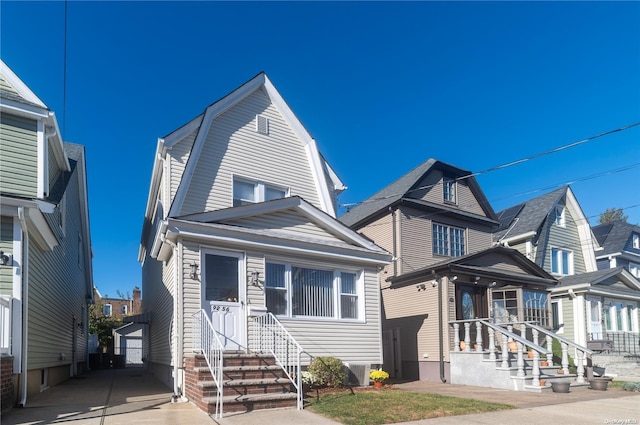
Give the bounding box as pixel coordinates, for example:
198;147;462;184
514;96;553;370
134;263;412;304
0;60;94;408
139;73;391;404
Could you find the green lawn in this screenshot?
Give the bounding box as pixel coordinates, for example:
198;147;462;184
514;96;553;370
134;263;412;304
306;387;514;425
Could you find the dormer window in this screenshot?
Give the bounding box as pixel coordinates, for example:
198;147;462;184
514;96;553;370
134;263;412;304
233;177;287;207
633;234;640;250
554;206;565;227
443;177;457;204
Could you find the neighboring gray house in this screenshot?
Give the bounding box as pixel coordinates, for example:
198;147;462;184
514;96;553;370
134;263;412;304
495;187;639;370
139;73;391;414
593;221;640;280
0;59;94;408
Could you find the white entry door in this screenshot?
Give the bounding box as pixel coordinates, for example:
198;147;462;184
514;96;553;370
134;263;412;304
587;297;603;339
201;250;246;350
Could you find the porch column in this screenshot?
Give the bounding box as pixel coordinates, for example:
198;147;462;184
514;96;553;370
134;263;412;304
575;350;585;384
475;321;483;352
464;322;471;352
516;342;525;378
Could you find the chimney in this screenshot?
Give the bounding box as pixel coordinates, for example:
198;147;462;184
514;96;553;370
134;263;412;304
133;287;142;314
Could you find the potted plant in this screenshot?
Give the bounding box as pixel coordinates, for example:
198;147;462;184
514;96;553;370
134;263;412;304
370;369;390;388
590;376;613;391
540;361;549;367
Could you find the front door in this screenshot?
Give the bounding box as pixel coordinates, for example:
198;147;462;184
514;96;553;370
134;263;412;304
587;297;603;340
455;284;488;348
201;250;246;350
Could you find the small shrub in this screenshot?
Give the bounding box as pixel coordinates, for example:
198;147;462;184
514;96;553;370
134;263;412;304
308;356;345;388
622;382;640;392
301;370;318;386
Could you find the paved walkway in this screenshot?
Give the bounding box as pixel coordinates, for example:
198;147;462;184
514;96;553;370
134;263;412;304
2;369;639;425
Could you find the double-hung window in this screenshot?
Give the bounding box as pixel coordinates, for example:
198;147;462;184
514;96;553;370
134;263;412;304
233;177;287;207
432;223;465;257
551;248;573;275
103;304;112;317
265;262;361;320
630;263;640;278
443;177;457;204
633;234;640;250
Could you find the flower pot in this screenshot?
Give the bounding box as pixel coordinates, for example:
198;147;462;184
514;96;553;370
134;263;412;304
590;378;611;391
373;381;383;388
540;361;549;367
508;341;518;352
528;350;533;359
557;369;564;375
459;341;466;350
551;382;570;393
539;379;546;386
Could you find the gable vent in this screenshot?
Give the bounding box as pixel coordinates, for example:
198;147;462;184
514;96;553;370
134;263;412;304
256;114;269;135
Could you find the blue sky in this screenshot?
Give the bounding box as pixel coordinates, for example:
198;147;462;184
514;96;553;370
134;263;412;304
2;1;639;299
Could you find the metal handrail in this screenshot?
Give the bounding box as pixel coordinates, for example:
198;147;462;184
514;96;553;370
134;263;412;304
526;321;592;355
192;310;224;418
249;313;307;410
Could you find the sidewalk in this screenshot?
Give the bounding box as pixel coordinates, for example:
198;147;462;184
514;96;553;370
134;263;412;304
2;369;638;425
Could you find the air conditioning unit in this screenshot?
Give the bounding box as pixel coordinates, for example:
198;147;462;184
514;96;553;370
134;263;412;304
344;362;371;387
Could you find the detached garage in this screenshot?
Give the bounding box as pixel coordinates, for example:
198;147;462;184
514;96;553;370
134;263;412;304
113;323;145;367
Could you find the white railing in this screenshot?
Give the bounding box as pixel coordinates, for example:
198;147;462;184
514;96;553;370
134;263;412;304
0;296;11;355
451;319;553;387
192;310;224;418
248;313;307;410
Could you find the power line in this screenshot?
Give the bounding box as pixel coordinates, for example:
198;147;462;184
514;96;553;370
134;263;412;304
63;0;68;135
341;121;640;209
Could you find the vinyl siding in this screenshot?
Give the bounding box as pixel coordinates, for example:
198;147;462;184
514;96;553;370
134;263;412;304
48;141;61;190
540;207;587;274
409;170;485;216
0;216;13;296
358;213;395;278
561;297;576;342
398;205;493;273
142;218;174;365
26;169;89;369
224;210;345;244
0;75;18;94
180;89;321;215
182;242;201;354
0;114;38;197
169;131;197;203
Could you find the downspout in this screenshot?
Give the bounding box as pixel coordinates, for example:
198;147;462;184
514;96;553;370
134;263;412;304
18;207;29;407
438;275;446;383
165;236;186;402
390;207;397;277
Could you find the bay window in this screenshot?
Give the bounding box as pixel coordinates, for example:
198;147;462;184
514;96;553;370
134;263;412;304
265;262;361;320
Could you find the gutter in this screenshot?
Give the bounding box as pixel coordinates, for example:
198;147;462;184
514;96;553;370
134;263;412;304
17;207;29;407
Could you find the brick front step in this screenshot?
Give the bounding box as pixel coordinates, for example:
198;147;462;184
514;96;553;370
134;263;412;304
205;392;298;414
185;353;298;416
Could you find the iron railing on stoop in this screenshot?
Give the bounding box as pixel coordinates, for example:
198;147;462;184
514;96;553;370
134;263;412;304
249;312;308;410
192;310;224;418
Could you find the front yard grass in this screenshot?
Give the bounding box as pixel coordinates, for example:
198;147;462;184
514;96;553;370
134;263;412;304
306;387;514;425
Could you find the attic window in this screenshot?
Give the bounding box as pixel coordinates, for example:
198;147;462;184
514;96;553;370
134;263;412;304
443;177;457;204
633;234;640;250
554;206;565;227
256;114;269;135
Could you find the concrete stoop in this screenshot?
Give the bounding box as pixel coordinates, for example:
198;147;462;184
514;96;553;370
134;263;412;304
184;352;298;416
451;350;590;393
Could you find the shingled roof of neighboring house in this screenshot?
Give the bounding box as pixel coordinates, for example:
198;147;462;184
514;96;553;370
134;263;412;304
339;158;497;228
494;186;568;242
592;220;640;257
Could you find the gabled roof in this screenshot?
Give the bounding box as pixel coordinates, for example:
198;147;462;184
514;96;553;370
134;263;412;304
388;245;557;288
592;220;640;257
494;186;567;240
555;267;640;299
166;72;340;218
153;196;391;265
339;158;498;228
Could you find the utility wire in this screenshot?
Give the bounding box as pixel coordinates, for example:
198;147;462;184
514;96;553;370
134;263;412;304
341;121;640;209
63;0;68;135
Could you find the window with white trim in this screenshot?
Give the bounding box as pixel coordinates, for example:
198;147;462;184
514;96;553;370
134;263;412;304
630;263;640;278
233;177;287;207
103;304;112;316
551;248;573;275
554;206;565;227
265;262;362;320
432;223;465;257
121;304;127;315
551;299;563;333
443;177;457;204
633;234;640;250
603;300;637;332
